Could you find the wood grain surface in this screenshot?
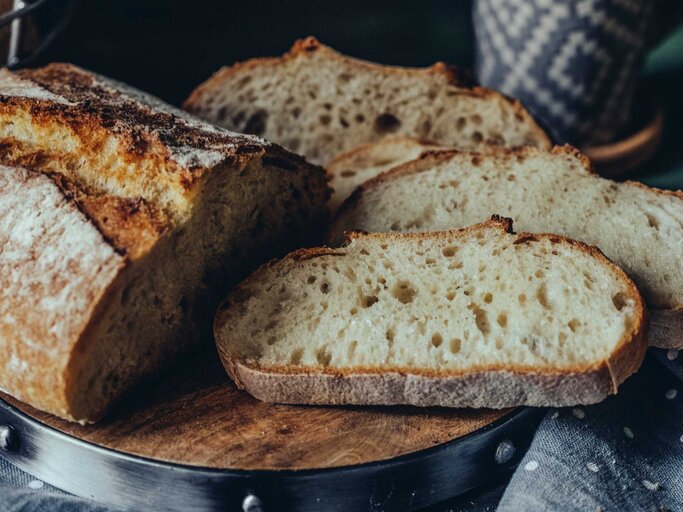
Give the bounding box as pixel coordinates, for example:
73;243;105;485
3;349;510;471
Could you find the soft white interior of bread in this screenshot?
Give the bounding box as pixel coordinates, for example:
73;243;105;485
67;157;317;420
327;137;441;213
220;228;638;373
331;150;683;310
189;50;547;164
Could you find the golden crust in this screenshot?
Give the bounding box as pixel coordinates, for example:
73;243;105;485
215;217;647;405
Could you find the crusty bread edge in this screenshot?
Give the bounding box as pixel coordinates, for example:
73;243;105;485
215;217;647;408
183;37;551;150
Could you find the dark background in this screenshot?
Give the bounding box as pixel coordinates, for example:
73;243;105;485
28;0;682;188
38;0;475;105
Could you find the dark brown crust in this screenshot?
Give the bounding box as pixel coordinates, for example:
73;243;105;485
183;37;551;150
215;217;648;407
12;64;264;173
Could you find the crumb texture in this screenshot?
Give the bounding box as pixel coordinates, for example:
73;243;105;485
215;222;645;407
184;38;550;164
331;147;683;310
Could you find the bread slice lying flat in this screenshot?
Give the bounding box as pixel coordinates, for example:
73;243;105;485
215;218;646;408
327;136;445;213
183;37;550;165
330;146;683;348
0;64;328;422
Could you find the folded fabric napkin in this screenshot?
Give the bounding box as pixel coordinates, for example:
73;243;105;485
498;350;682;512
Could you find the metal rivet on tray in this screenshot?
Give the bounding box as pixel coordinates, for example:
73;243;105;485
494;438;515;464
243;494;263;512
0;425;19;452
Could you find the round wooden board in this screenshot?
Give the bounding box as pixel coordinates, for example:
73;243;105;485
3;349;510;471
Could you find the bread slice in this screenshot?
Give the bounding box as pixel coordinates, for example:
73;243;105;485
330;146;683;349
0;64;329;422
215;217;646;408
327;136;445;213
183;37;551;165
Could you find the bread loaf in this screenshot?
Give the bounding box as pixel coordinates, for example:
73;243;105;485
215;218;646;408
183;37;551;165
0;64;329;422
330;146;683;348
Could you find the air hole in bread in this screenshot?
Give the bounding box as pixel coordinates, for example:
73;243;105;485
348;340;358;358
446;291;455;301
431;333;443;348
442;246;458;257
495;338;503;350
290;348;303;365
497;312;508;328
373;113;401;134
535;270;545;279
355;113;365;123
468;303;490;334
472;131;484;143
291;107;301;119
422;119;432;135
448;261;464;270
612;292;629;311
536;284;550;309
456;117;466;131
266;335;277;346
392;280;417;304
340;170;356;178
349;307;358;315
243;110;268;136
518;293;527;304
319;114;332;126
483;292;493;304
361;295;379;308
320;281;331;294
390;222;400;231
338;72;353;83
450;338;462;354
307;275;317;284
316;347;332;366
386;328;395;346
340;117;350;128
568;319;580;332
265;320;277;331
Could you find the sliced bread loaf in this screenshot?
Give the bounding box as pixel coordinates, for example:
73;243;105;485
327;136;445;213
215;218;646;408
183;37;551;165
330;146;683;348
0;64;329;422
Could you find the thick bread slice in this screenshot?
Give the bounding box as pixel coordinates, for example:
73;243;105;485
330;146;683;348
215;218;646;408
327;136;445;213
0;64;329;422
183;37;551;165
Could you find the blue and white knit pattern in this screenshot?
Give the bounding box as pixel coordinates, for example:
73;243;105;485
474;0;654;145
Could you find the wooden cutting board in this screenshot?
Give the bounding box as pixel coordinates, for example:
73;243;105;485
3;348;510;471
